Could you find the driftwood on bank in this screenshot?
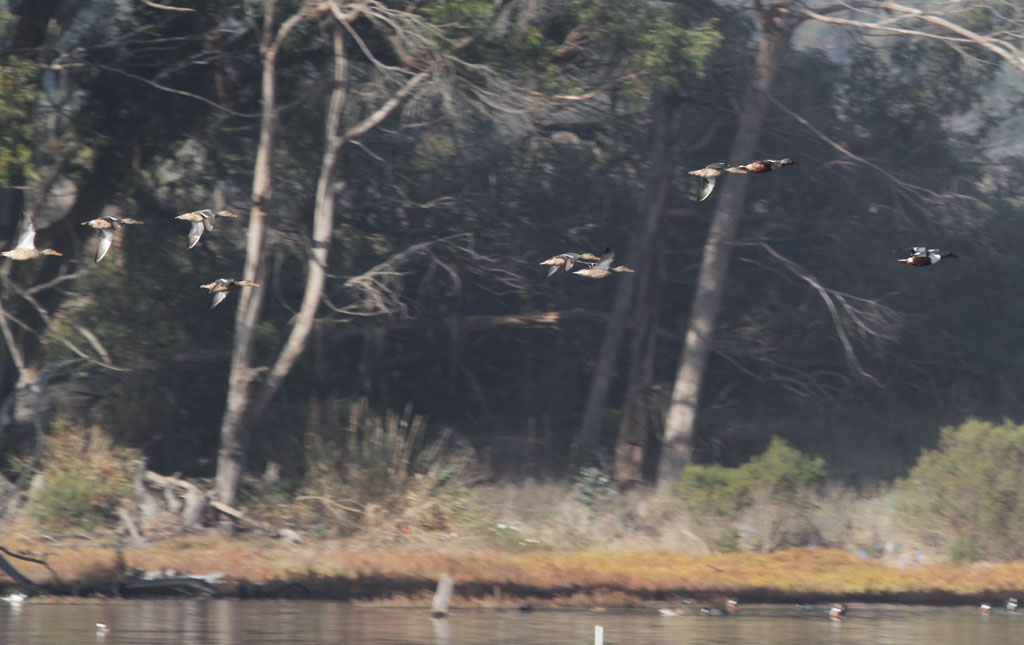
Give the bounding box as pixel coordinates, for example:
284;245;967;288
116;464;299;541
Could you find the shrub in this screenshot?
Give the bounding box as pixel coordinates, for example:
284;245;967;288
899;418;1024;562
25;421;136;531
291;397;479;536
672;437;826;552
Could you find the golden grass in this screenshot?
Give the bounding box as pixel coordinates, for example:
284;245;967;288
3;536;1023;604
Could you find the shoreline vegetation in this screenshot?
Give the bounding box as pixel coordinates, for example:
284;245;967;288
2;537;1022;607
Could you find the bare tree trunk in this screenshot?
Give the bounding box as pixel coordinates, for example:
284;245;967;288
577;96;680;457
214;1;324;506
657;12;794;491
214;1;425;506
248;22;347;421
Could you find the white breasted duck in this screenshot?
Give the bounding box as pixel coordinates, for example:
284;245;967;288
1007;597;1018;612
175;209;240;249
829;603;847;620
980;602;993;614
572;247;634;279
81;215;143;262
897;247;958;266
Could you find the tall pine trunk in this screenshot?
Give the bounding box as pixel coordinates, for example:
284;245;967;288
657;14;794;490
577;96;680;458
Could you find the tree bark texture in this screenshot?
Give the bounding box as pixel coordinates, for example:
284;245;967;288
657;14;795;490
612;99;680;484
577;96;680;457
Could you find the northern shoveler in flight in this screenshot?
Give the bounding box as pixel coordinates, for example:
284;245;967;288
539;251;602;277
175;209;240;249
81;215;143;262
573;247;634;279
897;247;958;266
2;217;62;260
200;278;260;308
732;158;798;173
829;603;846;620
688;162;746;202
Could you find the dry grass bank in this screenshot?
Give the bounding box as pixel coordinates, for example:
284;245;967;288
2;535;1022;606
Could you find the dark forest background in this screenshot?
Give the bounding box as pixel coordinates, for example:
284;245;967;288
1;1;1023;550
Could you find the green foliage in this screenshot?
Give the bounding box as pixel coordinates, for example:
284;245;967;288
672;461;752;519
900;419;1024;561
948;535;981;565
25;421;137;531
673;437;825;519
0;55;38;185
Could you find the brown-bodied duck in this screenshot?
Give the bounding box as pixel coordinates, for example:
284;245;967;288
897;247;957;266
175;209;239;249
539;251;602;277
81;215;143;262
732;158;798;173
573;247;634;279
688;162;747;202
2;217;62;260
200;278;260;308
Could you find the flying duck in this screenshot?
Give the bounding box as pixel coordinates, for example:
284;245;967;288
688;162;747;202
572;247;634;279
539;251;602;277
2;217;62;260
733;158;798;173
81;215;143;262
175;209;240;249
897;247;958;266
200;278;260;308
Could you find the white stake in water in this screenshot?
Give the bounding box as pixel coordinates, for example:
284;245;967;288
594;625;603;645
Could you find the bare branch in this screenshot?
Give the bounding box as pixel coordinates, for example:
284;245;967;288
137;0;196;12
790;2;1024;72
754;242;901;384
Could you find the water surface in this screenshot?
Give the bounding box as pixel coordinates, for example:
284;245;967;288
1;599;1020;644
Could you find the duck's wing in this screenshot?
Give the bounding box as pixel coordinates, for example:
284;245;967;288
544;264;561;278
199;210;217;232
209;290;230;309
13;218;36;250
95;228;114;262
697;176;717;202
593;247;615;271
187;221;205;249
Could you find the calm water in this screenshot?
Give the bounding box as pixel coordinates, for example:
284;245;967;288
0;599;1021;644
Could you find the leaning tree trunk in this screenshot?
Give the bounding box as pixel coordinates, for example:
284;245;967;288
612;98;680;484
657;12;795;491
576;96;680;457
